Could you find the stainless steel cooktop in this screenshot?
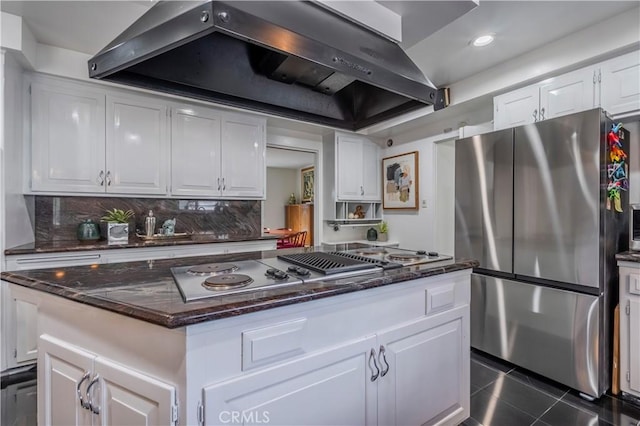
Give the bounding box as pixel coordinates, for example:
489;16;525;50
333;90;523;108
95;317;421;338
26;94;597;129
343;247;453;266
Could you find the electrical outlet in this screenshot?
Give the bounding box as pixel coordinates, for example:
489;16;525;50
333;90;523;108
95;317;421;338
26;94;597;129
422;199;427;208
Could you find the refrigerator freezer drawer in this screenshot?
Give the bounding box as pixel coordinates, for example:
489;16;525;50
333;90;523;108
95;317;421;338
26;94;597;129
471;274;602;397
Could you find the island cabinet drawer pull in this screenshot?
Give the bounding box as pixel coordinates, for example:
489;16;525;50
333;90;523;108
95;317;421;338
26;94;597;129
369;348;380;382
87;374;101;415
425;283;456;315
378;345;390;377
77;371;91;410
241;318;307;371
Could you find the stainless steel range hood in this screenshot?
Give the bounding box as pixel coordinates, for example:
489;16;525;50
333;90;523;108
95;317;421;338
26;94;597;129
88;0;440;130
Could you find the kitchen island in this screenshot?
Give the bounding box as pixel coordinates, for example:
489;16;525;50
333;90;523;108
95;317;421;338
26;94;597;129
1;246;477;426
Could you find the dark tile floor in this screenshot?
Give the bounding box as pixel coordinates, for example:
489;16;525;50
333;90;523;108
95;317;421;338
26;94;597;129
464;349;640;426
2;352;640;426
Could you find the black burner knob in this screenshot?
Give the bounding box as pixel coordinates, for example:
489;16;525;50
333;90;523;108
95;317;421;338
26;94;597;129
265;268;278;276
296;267;310;276
273;270;288;280
416;250;427;255
287;266;298;272
428;251;438;257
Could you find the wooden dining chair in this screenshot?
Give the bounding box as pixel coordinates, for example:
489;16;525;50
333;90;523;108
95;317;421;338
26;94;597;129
277;231;307;249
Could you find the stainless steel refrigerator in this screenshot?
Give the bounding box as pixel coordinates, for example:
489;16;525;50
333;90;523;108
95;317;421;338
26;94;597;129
455;108;629;398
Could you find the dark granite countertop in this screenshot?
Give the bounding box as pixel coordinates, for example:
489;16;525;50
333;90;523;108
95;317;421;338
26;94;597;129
616;251;640;263
4;234;279;256
1;245;478;329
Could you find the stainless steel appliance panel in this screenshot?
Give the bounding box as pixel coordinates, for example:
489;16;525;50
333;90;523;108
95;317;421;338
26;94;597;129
470;274;601;397
513;109;603;287
455;129;514;274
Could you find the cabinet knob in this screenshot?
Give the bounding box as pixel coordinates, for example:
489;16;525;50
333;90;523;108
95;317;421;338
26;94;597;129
361;186;364;196
105;171;112;186
217;177;221;191
532;109;538;122
540;107;545;120
222;177;226;191
97;171;105;186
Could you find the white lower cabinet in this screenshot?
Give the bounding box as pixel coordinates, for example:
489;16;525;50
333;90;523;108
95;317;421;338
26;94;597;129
619;264;640;398
1;280;38;371
203;303;469;425
204;335;377;426
39;334;177;426
377;306;468;426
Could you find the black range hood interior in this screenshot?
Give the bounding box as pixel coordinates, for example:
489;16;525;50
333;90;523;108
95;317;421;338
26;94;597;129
88;1;439;131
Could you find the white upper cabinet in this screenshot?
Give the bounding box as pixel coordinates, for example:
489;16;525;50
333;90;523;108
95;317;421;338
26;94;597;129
29;75;266;199
601;50;640;117
106;94;169;195
170;106;222;197
220;114;265;198
170;107;265;199
335;133;380;201
494;66;597;130
494;50;640;130
539;67;597;120
31;80;106;192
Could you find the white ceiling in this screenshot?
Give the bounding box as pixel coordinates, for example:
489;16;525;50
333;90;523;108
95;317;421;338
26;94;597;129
2;0;637;90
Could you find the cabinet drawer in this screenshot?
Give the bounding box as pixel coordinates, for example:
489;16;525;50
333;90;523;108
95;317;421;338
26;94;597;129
425;283;456;315
629;273;640;296
242;318;307;371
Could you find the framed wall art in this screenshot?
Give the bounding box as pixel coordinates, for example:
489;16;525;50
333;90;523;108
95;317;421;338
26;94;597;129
382;151;419;210
301;166;314;202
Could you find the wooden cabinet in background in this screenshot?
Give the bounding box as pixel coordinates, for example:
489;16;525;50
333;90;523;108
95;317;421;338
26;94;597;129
285;204;313;247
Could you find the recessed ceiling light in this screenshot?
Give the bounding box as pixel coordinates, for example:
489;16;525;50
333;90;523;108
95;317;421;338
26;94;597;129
472;34;495;47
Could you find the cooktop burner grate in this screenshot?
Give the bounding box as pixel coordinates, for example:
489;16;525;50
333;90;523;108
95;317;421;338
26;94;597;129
188;263;238;276
277;252;380;275
387;253;425;262
202;274;253;290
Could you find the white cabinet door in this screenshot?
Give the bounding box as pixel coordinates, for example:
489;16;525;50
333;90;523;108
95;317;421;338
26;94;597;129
361;140;380;201
94;356;177;426
601;50;640;116
336;134;365;200
106;94;168;195
493;86;539;130
539;67;596;120
31;81;105;192
171;106;222;197
15;298;38;364
629;299;640;395
221;115;265;198
203;335;377;426
39;334;94;426
377;306;469;426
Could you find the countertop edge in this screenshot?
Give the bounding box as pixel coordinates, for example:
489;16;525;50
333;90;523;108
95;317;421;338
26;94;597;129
2;260;478;329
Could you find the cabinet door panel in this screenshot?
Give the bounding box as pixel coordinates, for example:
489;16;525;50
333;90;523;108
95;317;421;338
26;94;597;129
630;299;640;394
601;50;640;116
106;95;168;195
39;334;94;426
171;107;222;196
221;117;265;198
377;306;469;426
539;67;595;120
361;141;381;201
31;82;105;192
15;298;38;364
204;336;376;425
94;356;176;426
336;135;364;200
493;86;538;130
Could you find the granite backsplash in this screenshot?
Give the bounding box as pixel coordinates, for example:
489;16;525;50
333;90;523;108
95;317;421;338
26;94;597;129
34;196;261;242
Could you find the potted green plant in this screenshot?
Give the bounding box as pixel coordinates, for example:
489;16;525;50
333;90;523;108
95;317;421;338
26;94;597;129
101;208;134;245
378;221;388;242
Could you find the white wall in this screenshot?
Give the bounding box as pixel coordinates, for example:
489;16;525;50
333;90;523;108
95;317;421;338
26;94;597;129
380;132;459;250
264;168;298;229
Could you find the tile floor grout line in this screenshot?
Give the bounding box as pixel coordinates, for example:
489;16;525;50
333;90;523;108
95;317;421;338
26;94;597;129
531;398;562;426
